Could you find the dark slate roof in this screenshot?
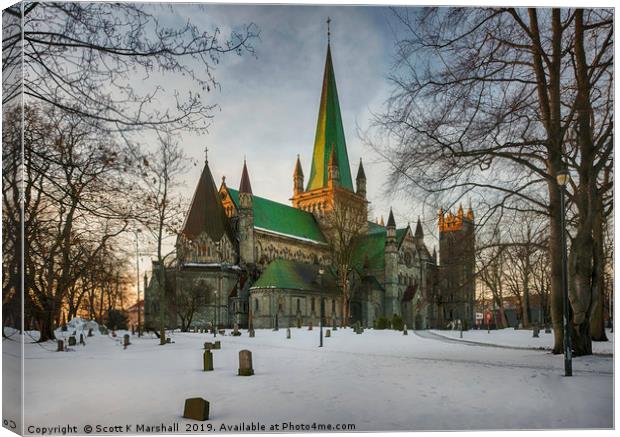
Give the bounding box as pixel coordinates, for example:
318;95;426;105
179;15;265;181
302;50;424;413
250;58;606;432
387;209;396;227
226;188;327;244
415;217;424;238
250;259;337;293
182;160;233;242
356;158;366;180
239;160;253;194
294;155;304;178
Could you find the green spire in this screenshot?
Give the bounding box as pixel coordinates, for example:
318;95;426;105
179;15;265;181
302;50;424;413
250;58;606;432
306;39;353;191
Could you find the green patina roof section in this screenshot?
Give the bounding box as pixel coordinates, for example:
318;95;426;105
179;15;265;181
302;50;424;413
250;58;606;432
351;223;408;270
227;188;327;244
250;259;337;291
306;45;353;191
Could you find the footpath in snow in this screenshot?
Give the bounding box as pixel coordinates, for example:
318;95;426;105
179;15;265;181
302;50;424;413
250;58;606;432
3;327;613;433
430;327;614;355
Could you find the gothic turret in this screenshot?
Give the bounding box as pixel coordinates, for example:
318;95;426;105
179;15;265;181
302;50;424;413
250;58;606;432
327;146;340;188
238;159;255;265
414;216;424;240
385;208;399;316
293;155;304;196
356;158;366;198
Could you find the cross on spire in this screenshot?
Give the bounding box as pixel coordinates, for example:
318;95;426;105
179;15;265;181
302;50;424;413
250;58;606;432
204;145;209;163
327;17;331;44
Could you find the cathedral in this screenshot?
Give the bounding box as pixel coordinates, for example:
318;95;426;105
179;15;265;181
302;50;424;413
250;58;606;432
144;29;475;331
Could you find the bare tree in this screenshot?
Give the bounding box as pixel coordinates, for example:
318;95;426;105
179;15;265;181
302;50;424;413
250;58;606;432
177;279;212;332
369;7;612;355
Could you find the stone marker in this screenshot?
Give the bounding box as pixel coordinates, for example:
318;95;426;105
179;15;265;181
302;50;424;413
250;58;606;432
403;324;408;335
308;321;313;331
204;342;213;350
183;398;209;421
325;329;331;338
87;328;93;337
238;350;254;376
57;340;64;352
286;328;291;339
123;334;130;349
79;333;86;345
233;324;239;335
533;326;540;338
68;336;76;346
214;340;221;350
203;350;214;371
218;329;225;336
296;318;302;329
249;329;255;338
166;337;172;344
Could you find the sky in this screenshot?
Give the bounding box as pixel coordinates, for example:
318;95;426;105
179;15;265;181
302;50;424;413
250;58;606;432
151;4;439;242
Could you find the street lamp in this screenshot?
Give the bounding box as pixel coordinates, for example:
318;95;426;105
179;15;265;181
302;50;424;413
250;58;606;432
557;167;572;377
133;229;142;337
318;267;324;348
214;289;218;338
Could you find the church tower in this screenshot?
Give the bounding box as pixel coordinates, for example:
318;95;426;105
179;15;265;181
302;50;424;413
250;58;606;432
438;204;475;327
384;208;400;317
291;20;368;233
238;159;255;265
293;155;304;196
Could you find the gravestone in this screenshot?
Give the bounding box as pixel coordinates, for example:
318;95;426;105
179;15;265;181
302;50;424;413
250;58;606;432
204;342;213;350
325;329;331;338
403;324;408;336
249;330;255;338
238;350;254;376
203;350;214;371
218;329;225;336
296;318;302;329
79;334;85;345
286;328;291;339
57;340;64;352
87;328;93;337
214;341;221;350
545;325;551;334
233;324;239;335
123;334;130;349
68;336;76;346
183;398;209;421
308;321;313;331
112;330;117;337
166;337;172;344
532;326;540;338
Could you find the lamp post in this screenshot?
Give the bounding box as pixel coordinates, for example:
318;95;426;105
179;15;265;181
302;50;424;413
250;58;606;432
214;289;218;338
557;167;572;377
319;268;324;348
133;229;142;337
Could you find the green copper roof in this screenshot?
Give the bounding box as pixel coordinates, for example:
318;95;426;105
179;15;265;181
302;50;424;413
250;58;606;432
227;188;327;244
250;259;337;292
306;44;353;191
351;223;408;270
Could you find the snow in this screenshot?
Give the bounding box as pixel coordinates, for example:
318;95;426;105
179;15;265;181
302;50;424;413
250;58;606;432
432;328;614;355
3;328;613;433
254;227;327;246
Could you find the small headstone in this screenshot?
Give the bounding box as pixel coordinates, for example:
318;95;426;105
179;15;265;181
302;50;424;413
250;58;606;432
57;340;64;352
238;350;254;376
214;341;221;350
286;328;291;339
296;318;302;329
166;337;172;344
123;334;130;349
325;329;331;338
183;398;209;421
87;328;93;337
403;324;408;335
112;330;117;337
79;333;85;345
308;321;313;331
68;336;76;346
234;324;239;335
545;325;551;334
249;329;255;338
218;329;225;336
204;342;213;350
203;350;214;371
533;326;540;338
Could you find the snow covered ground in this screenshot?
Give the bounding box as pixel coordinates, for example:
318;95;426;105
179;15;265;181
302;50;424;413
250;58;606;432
430;328;614;355
3;327;613;433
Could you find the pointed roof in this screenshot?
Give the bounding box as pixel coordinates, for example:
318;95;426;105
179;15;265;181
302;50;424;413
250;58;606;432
239;159;252;194
306;41;353;191
387;208;396;227
356;158;366;180
415;217;424;238
182;159;232;242
294;155;304;178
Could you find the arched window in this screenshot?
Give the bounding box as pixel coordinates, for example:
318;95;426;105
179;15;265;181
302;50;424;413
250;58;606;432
254;299;259;313
311;298;315;313
296;299;301;313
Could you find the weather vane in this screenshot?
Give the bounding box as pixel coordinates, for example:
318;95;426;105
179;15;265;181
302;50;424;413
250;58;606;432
327;17;331;44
